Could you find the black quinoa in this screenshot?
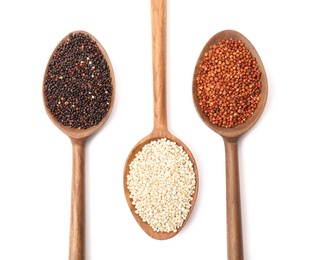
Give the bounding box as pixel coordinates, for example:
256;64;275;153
44;32;113;129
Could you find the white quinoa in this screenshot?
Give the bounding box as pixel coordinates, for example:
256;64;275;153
127;138;196;233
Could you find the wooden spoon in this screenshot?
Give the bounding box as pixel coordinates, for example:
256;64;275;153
123;0;198;240
192;30;268;260
42;30;115;260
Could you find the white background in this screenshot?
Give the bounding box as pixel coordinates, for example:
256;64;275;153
0;0;320;259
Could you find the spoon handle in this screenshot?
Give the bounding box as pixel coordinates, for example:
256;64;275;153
69;139;85;260
224;139;244;260
151;0;167;131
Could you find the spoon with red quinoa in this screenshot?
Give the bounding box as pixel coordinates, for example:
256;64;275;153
123;0;198;240
42;30;114;260
192;30;268;260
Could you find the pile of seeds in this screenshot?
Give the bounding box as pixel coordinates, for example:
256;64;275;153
44;32;113;129
196;38;261;128
127;138;196;233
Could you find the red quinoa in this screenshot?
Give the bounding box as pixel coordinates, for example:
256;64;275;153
196;38;261;128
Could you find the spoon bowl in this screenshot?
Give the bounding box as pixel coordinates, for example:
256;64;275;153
124;130;198;240
43;30;115;140
193;30;268;141
123;0;198;240
42;30;115;260
192;30;267;260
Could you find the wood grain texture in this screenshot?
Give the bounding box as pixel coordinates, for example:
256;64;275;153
192;30;268;260
69;139;86;260
224;139;243;260
123;0;198;240
151;0;167;131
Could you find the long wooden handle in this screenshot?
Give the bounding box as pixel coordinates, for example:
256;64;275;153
69;139;86;260
224;139;244;260
151;0;167;131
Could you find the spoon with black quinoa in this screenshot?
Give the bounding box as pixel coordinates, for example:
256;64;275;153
42;30;114;260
